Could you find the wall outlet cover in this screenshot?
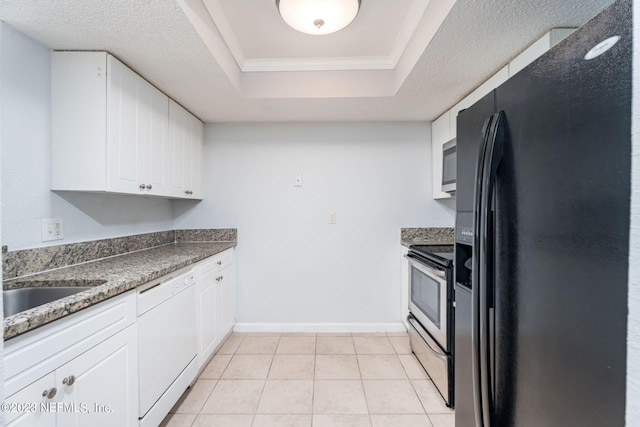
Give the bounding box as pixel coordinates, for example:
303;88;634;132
41;218;63;242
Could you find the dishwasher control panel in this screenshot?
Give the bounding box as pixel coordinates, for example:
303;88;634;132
137;268;196;316
173;273;195;294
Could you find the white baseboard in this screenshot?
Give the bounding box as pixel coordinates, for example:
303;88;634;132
233;322;407;333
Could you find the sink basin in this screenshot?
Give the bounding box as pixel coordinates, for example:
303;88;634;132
3;286;93;317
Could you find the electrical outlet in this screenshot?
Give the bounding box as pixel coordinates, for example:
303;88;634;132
42;218;63;242
328;213;336;224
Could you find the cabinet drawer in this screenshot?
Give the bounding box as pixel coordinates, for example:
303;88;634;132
198;249;233;275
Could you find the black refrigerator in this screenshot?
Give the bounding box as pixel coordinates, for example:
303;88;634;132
454;0;631;426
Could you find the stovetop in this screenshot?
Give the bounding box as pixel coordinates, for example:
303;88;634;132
408;244;454;268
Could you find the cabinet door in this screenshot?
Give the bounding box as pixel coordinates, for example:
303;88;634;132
56;325;138;427
187;117;203;199
217;265;235;338
431;112;452;200
142;83;169;196
168;100;189;197
5;373;57;427
197;269;220;367
106;56;144;194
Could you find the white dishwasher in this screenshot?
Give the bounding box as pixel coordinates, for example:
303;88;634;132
137;267;198;427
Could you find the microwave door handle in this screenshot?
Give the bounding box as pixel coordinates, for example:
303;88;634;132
472;113;494;427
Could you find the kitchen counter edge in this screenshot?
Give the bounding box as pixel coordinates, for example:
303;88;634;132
3;241;236;340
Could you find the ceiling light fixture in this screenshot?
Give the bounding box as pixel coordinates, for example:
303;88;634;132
276;0;361;36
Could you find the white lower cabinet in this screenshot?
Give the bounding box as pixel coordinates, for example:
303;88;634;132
197;265;220;363
196;249;235;369
4;292;138;427
58;325;137;427
218;264;235;340
6;326;137;427
5;250;236;426
400;246;410;327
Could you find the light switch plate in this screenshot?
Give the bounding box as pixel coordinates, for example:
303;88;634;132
294;173;303;187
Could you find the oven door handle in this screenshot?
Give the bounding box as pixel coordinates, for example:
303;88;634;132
407;316;447;358
405;254;446;279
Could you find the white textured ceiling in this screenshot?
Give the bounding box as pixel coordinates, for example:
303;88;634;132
0;0;614;122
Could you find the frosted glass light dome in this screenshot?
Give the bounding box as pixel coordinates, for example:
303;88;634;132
277;0;361;35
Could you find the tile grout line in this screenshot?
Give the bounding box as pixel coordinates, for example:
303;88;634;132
254;334;279;420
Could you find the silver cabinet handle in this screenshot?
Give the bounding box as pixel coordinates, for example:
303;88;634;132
216;261;222;266
139;184;146;189
146;184;152;190
216;276;223;282
62;375;76;386
42;387;57;399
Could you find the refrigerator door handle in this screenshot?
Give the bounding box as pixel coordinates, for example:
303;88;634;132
472;114;494;427
478;111;505;427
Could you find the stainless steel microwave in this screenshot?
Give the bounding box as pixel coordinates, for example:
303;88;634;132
441;139;456;194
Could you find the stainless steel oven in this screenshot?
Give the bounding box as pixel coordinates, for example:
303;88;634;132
407;253;449;350
406;245;454;407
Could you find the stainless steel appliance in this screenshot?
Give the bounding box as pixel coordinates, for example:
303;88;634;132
406;245;454;407
454;1;630;425
441;139;456;194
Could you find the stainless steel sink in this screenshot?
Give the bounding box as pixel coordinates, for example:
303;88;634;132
3;286;93;317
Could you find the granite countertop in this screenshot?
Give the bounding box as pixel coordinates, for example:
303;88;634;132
3;241;235;340
400;227;455;248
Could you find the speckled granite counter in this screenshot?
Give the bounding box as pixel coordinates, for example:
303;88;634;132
3;231;236;340
401;227;454;247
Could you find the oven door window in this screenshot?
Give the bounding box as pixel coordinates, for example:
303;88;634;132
410;265;442;328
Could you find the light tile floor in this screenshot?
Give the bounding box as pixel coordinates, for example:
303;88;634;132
161;332;455;427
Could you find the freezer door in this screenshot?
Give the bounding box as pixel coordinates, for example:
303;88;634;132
455;93;495;217
491;0;631;425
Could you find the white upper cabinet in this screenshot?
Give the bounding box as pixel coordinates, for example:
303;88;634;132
509;28;575;77
430;29;574;200
169;100;203;199
105;55;153;194
52;51;200;199
449;66;509;139
144;82;171;195
431;112;452;200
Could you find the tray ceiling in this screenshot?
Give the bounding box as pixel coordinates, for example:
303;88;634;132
181;0;455;98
